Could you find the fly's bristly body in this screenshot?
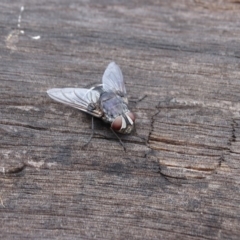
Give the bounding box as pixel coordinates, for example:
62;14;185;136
47;62;135;138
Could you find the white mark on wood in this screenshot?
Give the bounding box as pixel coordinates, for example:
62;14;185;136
8;105;40;111
18;6;24;28
6;5;41;50
5;6;24;50
46;162;57;168
28;160;45;168
5;30;20;51
31;35;41;40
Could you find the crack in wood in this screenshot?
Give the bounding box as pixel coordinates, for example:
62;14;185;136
0;122;47;131
230;119;238;144
150;137;230;151
218;154;225;168
147;101;161;145
146;102;239;182
2;164;26;175
144;101;179;182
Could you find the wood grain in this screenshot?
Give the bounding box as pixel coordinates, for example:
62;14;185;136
0;0;240;239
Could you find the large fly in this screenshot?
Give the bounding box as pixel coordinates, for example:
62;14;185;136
47;62;135;149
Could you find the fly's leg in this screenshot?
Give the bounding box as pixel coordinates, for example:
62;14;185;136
82;117;94;149
110;128;126;152
129;95;148;143
129;94;147;104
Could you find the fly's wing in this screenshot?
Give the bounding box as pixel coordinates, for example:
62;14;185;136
47;88;103;118
102;62;127;98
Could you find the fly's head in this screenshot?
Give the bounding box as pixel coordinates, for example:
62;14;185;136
111;111;135;134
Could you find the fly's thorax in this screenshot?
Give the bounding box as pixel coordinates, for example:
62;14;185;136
99;91;135;134
100;91;128;123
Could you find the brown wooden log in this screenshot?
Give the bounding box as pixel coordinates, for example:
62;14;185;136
1;0;240;239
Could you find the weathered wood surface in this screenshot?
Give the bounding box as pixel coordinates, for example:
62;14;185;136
1;0;240;239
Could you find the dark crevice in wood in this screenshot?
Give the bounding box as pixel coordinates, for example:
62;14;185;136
228;149;240;154
129;94;147;104
184;166;217;172
145;102;200;184
147;102;236;181
147;100;161;145
230;119;238;143
150;138;230;151
157;168;186;185
158;105;198;110
157;165;207;184
3;164;26;175
161;163;218;173
0;121;47;131
218;154;225;169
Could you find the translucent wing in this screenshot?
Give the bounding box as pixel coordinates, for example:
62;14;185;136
102;62;127;96
47;88;102;118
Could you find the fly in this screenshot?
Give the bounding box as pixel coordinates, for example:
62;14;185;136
47;62;135;149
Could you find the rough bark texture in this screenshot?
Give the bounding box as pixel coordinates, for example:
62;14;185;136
1;0;240;239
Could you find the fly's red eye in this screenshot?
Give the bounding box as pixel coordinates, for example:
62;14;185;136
127;112;135;122
111;116;122;131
